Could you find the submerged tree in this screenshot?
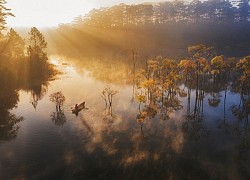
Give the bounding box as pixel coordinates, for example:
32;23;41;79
49;91;66;111
101;85;118;107
211;55;226;80
237;55;250;95
49;91;67;126
101;86;118;123
179;59;196;86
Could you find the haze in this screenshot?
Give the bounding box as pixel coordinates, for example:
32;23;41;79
6;0;167;27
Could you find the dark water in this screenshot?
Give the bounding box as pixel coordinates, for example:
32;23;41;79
0;56;249;180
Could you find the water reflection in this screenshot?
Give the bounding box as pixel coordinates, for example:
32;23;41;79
0;111;23;141
102;105;117;123
0;69;24;141
182;87;209;141
0;69;19;111
0;55;249;179
231;95;250;157
101;86;118;123
29;83;48;109
51;110;67;127
0;55;57;142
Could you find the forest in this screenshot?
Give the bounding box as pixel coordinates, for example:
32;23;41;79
74;0;250;26
48;0;250;58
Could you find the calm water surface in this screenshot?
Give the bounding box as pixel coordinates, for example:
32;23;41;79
0;56;249;179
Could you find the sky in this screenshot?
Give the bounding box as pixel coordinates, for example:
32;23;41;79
6;0;167;27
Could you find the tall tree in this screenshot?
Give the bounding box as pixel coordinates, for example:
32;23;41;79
27;27;49;79
27;27;48;61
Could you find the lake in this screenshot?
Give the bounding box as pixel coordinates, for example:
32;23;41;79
0;55;249;180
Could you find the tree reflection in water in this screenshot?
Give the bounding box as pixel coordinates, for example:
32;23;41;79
102;105;117;124
51;110;67;127
49;91;67;126
0;111;23;141
43;48;250;179
29;83;48;110
49;91;66;111
0;69;24;141
231;95;250;155
1;45;250;179
102;86;118;124
0;46;57;139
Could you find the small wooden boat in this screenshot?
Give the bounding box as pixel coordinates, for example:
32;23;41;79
71;102;85;114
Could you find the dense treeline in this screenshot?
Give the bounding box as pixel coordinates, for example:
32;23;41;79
49;0;250;58
72;0;250;27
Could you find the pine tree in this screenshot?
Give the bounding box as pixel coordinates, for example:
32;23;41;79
27;27;49;79
0;0;14;30
6;28;25;58
27;27;48;61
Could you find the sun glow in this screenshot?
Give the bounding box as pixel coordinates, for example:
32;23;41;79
6;0;94;27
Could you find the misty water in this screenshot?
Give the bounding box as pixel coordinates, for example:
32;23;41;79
0;55;249;179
